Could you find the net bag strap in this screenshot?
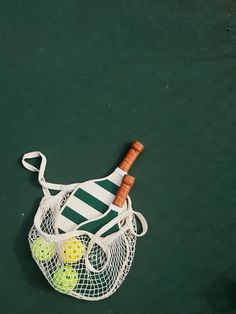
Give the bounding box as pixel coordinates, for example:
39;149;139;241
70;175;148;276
85;199;148;273
22;151;78;196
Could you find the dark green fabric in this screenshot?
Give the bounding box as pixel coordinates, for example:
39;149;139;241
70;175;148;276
0;1;236;313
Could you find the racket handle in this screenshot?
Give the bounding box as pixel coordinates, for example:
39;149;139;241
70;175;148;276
118;141;144;172
113;175;135;207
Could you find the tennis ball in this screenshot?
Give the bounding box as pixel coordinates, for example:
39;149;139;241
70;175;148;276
52;266;78;292
31;237;56;262
60;238;84;263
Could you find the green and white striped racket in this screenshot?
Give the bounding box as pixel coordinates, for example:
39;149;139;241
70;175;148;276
56;141;143;234
79;174;135;236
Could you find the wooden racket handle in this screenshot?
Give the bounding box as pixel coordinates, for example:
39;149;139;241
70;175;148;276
113;175;135;207
118;141;144;172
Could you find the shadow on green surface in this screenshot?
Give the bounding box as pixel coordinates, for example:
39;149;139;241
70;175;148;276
206;279;236;313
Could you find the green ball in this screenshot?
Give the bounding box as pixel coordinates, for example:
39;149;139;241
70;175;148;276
52;266;78;292
31;237;56;262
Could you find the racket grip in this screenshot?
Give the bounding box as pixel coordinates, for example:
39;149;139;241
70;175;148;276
118;141;144;172
113;175;135;208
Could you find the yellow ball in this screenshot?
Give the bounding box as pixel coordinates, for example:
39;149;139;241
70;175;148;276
60;238;84;263
31;237;56;262
52;266;78;292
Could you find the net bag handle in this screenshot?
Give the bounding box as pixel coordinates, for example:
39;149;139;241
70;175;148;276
22;151;78;196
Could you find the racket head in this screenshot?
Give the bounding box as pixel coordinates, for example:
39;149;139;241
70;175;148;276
55;168;126;234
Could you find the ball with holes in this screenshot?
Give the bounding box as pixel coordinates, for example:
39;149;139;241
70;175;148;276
31;237;56;262
52;266;78;292
60;237;84;263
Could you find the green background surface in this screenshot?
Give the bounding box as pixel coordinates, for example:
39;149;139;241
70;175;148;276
0;1;236;313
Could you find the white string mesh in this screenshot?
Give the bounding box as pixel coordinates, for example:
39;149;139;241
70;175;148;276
28;192;138;301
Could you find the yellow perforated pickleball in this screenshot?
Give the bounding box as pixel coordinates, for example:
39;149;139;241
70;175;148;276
52;266;78;292
60;238;84;263
31;237;56;262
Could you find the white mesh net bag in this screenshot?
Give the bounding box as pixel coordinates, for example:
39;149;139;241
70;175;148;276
22;151;148;301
